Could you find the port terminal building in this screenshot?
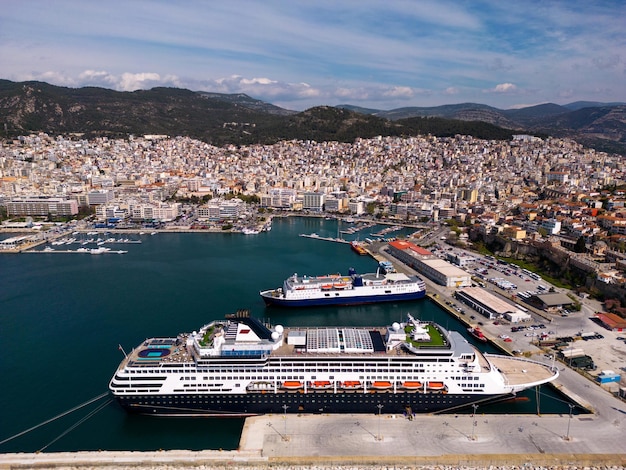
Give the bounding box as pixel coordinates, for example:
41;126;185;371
454;286;531;322
387;240;471;288
528;292;575;313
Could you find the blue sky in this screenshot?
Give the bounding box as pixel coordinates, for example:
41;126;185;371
1;1;624;110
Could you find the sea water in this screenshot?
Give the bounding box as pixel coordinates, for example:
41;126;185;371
0;217;571;453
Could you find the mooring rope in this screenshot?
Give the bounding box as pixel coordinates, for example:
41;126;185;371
0;391;110;446
37;398;113;452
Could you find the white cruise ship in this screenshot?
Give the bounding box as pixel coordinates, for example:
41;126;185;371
109;312;558;416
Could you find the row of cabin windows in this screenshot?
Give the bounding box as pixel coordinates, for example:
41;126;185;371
134;396;462;405
167;366;452;378
128;361;453;374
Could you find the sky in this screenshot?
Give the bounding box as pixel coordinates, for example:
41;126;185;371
1;1;625;111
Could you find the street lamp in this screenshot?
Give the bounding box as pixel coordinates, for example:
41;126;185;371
376;404;384;441
564;403;574;441
471;404;478;440
282;404;289;441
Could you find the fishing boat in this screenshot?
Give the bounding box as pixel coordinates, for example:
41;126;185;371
468;327;488;343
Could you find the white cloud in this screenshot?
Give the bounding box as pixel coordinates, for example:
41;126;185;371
78;70;117;87
491;83;518;93
443;87;459;95
118;73;162;91
240;77;278;86
382;86;414;98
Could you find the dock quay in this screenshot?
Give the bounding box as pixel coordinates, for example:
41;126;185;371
21;248;128;254
299;233;350;243
2;407;625;468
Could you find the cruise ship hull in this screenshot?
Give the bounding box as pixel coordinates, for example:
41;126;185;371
260;289;426;307
114;390;509;417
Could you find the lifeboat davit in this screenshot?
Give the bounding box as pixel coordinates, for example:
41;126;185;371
310;380;332;390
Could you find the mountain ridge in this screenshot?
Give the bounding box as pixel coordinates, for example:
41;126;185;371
0;80;624;155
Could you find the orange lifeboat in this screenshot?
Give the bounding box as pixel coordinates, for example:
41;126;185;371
340;380;362;389
402;381;423;389
320;284;333;290
371;381;393;390
282;381;304;390
427;381;445;390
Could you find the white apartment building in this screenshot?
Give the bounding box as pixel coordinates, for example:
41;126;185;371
541;218;562;235
87;189;115;205
197;199;244;220
95;204;129;221
347;200;365;215
6;197;79;217
130;202;181;222
303;192;325;211
260;188;297;208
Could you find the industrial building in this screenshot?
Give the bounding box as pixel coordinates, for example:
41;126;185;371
455;286;531;322
387;240;471;287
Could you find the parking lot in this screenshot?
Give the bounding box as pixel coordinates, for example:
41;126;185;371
423;244;626;384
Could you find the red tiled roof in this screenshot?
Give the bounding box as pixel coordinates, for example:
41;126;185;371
595;312;626;329
388;240;432;256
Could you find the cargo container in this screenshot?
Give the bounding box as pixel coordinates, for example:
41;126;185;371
597;370;620;384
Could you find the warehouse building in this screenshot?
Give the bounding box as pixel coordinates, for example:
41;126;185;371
455;286;531;322
387;240;471;288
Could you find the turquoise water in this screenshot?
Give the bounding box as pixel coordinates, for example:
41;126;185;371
0;217;571;453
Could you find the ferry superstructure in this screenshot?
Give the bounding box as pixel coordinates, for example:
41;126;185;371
109;313;558;417
259;268;426;307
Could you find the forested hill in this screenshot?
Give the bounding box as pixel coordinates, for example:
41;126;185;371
4;80;623;153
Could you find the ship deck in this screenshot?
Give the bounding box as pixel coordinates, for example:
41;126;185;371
486;354;557;386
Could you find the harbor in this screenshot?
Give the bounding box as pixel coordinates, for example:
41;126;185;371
1;217;625;465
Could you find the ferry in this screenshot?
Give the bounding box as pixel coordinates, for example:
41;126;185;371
260;267;426;307
109;312;558;416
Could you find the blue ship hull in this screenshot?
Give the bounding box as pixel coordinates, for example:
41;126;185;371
260;290;426;307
